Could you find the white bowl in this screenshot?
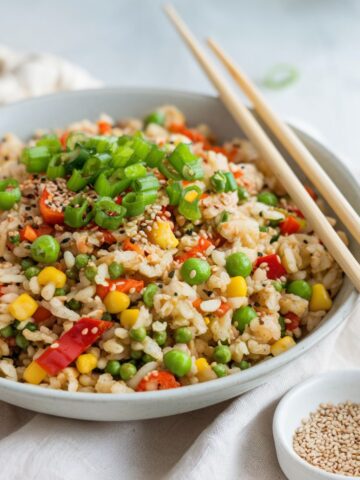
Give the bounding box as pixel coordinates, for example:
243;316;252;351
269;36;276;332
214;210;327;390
273;370;360;480
0;87;358;421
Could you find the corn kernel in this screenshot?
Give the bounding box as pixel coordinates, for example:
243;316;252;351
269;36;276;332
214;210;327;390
195;357;210;373
8;293;38;321
226;276;247;297
23;361;47;385
204;317;210;325
184;190;198;203
148;221;179;249
103;291;130;314
119;308;140;329
270;336;296;356
76;353;98;374
38;266;66;288
309;284;332;312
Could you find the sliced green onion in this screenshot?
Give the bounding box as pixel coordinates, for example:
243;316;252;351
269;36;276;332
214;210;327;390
224;172;238;192
46;154;65;180
168;143;203;180
179;185;202;221
66;132;89;150
64;148;90;174
94;197;126;230
36;134;61;154
158;158;182;180
166;182;182;206
124;163;147;179
130;134;152;162
210;171;227;192
112;145;135;167
145;145;165;168
22;146;51;173
0;179;21;210
132;175;159;192
64;196;93;228
263;64;299;90
144;111;165;127
67;169;89;192
122;191;157;217
94;171;131;197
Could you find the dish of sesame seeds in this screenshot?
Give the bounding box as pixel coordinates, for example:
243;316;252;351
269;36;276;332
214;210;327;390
0;103;346;393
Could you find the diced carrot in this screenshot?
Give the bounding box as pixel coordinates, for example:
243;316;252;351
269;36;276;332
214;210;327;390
168;123;208;144
39;189;64;225
123;238;144;255
214;302;231;318
136;371;180;391
176;237;213;262
285;312;301;331
192;298;203;311
96;279;144;300
279;216;301;236
60;131;69;150
305;186;318;201
98;120;112;135
20;225;38;243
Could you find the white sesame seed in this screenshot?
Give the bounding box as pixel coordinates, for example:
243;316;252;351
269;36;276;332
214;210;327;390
81;328;89;335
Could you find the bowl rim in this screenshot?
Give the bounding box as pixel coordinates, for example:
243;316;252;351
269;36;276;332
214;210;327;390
273;369;360;479
0;86;358;403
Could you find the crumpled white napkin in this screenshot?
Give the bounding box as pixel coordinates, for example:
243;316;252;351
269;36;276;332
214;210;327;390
0;45;101;104
0;46;359;480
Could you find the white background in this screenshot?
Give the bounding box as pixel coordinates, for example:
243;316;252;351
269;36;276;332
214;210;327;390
1;0;360;173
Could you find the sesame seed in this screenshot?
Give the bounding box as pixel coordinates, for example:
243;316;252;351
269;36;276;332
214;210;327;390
81;328;89;335
91;327;98;334
189;270;196;279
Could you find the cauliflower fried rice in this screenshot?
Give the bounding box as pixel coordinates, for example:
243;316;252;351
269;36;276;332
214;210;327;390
0;105;345;393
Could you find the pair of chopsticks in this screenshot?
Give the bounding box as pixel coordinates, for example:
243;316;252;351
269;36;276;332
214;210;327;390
164;5;360;292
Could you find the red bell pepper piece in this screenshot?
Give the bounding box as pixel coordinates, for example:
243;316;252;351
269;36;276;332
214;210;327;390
214;301;232;318
285;312;301;331
96;278;144;300
20;225;38;243
136;371;180;392
33;305;52;323
177;237;213;262
305;185;318;201
39;188;65;225
255;254;286;280
35;318;112;376
279;216;301;236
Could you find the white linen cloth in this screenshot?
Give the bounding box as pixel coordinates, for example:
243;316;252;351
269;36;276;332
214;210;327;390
0;47;359;480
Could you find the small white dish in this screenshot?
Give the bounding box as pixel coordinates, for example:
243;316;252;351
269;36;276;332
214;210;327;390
273;370;360;480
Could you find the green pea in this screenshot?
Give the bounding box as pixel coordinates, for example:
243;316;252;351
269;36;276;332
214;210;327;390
286;280;312;300
154;331;167;346
54;287;68;296
15;333;29;350
66;299;82;311
101;312;113;321
0;325;15;338
180;258;211;286
225;252;252;277
130;350;143;360
164;349;192;377
144;111;165;127
84;266;97;282
174;327;193;344
21;258;35;270
142;353;155;364
119;362;137;381
238;186;249;203
239;360;250;370
212;364;228;378
272;280;283;292
143;283;159;308
213;345;232;364
24;322;37;332
130;327;147;342
75;254;89;269
24;266;41;280
108;262;124;280
66;267;78;281
105;360;121;377
233;306;257;333
30;235;60;264
257;191;278;206
278;315;286;336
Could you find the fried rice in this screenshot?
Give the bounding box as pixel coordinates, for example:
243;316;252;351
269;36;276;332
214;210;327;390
0;105;345;393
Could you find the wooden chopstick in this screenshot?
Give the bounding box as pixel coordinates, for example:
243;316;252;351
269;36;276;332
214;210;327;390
207;38;360;245
164;4;360;292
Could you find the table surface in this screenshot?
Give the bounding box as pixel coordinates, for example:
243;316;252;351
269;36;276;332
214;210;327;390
1;0;360;175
